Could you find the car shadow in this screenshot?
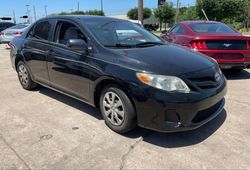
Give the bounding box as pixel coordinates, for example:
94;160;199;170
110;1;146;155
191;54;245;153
124;109;227;148
223;69;250;80
37;86;227;148
38;87;102;120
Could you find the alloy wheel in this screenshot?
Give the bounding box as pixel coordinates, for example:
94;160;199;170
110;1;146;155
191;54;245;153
18;64;29;86
102;92;125;126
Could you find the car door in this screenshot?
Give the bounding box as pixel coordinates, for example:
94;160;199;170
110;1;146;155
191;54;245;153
22;20;53;84
47;20;90;101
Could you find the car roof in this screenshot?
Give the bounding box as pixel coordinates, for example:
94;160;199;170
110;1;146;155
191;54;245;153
179;20;222;25
45;15;125;22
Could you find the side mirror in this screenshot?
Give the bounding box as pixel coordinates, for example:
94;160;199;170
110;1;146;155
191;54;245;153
67;39;88;51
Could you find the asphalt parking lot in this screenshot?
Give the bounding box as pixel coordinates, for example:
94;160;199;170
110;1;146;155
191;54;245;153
0;44;250;169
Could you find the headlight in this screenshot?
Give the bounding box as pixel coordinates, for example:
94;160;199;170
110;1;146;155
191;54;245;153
136;73;190;93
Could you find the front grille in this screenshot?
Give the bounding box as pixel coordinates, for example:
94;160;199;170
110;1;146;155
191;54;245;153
184;67;222;90
192;100;223;123
206;40;246;50
188;76;220;89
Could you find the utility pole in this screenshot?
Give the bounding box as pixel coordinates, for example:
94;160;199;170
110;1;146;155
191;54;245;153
138;0;143;25
101;0;103;13
77;1;80;11
202;9;209;21
175;0;180;23
44;5;48;17
26;5;32;24
33;5;37;21
200;0;209;21
13;10;16;24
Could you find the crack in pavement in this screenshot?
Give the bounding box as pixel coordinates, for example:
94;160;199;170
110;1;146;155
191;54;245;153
119;131;152;170
0;133;32;170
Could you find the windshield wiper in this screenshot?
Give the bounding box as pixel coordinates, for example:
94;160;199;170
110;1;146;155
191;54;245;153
104;44;135;48
104;42;165;48
135;41;165;47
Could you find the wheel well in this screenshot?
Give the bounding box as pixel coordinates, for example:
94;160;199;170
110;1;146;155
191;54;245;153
15;56;24;71
94;79;136;110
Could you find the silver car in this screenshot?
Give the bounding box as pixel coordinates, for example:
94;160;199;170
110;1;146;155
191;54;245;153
0;24;30;44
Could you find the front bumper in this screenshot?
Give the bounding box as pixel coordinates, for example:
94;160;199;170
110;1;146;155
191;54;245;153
131;76;227;133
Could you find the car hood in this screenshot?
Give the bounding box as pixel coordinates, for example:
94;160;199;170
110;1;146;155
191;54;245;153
116;43;215;76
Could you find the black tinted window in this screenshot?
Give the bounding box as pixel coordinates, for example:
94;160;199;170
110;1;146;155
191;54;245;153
55;21;86;45
31;21;51;40
189;23;235;34
0;22;15;31
170;25;185;34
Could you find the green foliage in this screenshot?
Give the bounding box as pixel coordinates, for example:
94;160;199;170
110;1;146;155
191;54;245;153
178;6;199;21
85;10;105;16
195;0;250;30
127;7;152;20
57;10;104;16
154;2;175;24
196;0;245;21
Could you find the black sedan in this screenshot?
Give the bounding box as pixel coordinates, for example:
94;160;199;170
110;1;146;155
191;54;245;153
10;15;227;133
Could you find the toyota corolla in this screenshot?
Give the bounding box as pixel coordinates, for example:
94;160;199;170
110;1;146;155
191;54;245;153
10;16;227;133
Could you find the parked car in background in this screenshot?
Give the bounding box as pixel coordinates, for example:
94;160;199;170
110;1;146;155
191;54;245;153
10;16;226;133
0;22;15;32
160;21;250;70
0;24;29;44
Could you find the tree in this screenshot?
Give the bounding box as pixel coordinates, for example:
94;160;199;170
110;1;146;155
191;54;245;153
154;2;175;31
179;6;199;21
195;0;248;30
127;7;152;20
196;0;245;21
57;10;104;16
85;10;105;16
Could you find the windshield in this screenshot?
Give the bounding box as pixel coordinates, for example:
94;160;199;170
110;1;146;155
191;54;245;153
85;20;163;47
189;23;236;34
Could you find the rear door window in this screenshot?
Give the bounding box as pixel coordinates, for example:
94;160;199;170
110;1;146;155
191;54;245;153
54;21;87;45
170;24;185;34
29;21;52;41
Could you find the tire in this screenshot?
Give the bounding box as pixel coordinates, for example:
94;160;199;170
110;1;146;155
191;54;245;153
17;61;38;90
99;85;137;133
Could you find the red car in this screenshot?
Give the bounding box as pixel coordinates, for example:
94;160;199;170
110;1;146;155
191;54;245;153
160;21;250;70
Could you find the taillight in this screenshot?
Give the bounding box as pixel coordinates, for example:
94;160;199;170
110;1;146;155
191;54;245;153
247;41;250;49
190;40;207;49
13;32;23;36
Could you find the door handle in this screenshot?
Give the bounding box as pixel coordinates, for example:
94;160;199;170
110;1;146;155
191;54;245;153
48;49;55;55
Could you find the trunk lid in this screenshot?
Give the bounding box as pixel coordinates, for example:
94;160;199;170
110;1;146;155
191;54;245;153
193;34;250;50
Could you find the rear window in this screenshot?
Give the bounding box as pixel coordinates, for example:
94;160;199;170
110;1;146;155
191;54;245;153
189;23;235;34
9;25;29;29
0;22;15;31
